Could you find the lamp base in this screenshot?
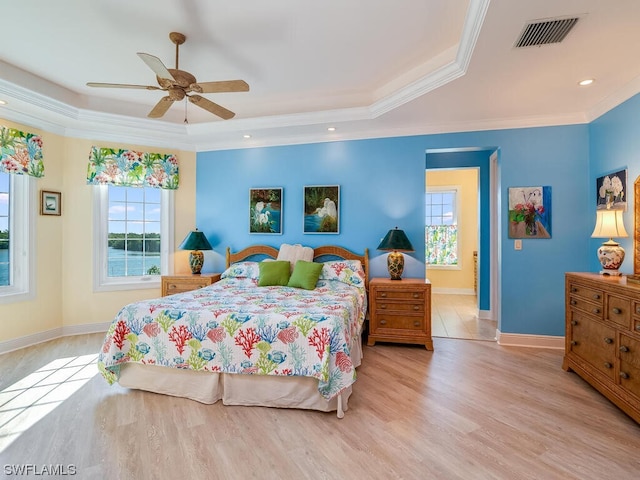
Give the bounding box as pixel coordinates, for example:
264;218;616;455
189;250;204;275
597;239;625;276
387;251;405;280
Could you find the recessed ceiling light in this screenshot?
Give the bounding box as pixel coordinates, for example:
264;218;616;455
0;100;6;105
243;134;251;139
327;127;336;131
578;78;594;86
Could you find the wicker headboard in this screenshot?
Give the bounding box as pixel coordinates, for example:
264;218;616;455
225;245;370;288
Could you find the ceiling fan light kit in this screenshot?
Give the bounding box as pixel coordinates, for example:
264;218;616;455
87;32;249;121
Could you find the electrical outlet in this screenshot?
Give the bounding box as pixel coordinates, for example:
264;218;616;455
514;239;522;250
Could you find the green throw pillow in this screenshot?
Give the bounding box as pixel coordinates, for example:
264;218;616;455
258;261;291;286
287;260;323;290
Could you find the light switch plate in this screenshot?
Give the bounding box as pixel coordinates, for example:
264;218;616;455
514;239;522;250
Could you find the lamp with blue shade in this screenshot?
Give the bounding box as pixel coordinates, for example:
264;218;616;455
179;229;212;274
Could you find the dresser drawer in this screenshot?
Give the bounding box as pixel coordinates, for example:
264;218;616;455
568;283;603;304
619;334;640;370
375;289;424;301
607;295;631;328
570;313;616;379
165;281;210;294
569;295;604;318
619;361;640;398
372;314;424;331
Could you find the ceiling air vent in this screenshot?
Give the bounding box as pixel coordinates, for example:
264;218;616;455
514;17;579;48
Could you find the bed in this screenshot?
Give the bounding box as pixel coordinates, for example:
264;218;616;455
98;244;369;417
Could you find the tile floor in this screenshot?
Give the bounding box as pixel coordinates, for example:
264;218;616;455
431;293;497;341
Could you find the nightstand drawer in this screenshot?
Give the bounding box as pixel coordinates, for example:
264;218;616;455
161;274;220;297
376;301;424;314
165;281;210;294
376;289;424;301
373;314;424;331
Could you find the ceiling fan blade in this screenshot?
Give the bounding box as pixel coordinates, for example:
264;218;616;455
137;53;175;81
190;80;250;94
86;82;161;90
147;96;175;118
188;94;235;120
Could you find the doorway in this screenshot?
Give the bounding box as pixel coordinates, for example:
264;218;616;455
425;148;499;341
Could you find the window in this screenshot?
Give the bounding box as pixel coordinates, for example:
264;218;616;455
0;171;35;302
93;185;173;291
425;186;460;268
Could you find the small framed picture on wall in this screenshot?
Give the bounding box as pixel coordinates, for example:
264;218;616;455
596;168;627;211
40;190;61;216
249;187;283;234
303;185;340;234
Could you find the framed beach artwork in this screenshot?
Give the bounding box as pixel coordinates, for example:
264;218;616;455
596;169;627;211
508;186;551;239
303;185;340;234
40;190;61;216
249;188;283;234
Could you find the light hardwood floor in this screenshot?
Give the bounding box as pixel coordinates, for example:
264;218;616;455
432;293;497;341
1;333;639;479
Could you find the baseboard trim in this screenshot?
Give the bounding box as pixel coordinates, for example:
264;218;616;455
431;287;476;295
478;309;492;320
0;322;110;355
496;330;565;349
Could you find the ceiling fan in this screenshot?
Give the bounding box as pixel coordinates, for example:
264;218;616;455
86;32;249;120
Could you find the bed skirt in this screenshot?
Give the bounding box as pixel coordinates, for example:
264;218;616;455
117;333;363;417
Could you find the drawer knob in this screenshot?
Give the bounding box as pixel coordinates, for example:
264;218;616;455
571;320;578;326
604;337;613;344
380;320;387;325
570;300;577;306
170;284;176;288
570;340;577;346
620;372;630;380
412;293;419;299
593;294;601;300
636;324;640;331
636;307;640;314
381;293;387;298
612;307;622;315
413;306;420;311
571;287;578;293
593;309;600;314
413;321;420;327
380;304;387;309
620;345;629;353
604;362;612;369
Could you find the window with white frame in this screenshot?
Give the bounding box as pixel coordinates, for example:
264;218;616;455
425;186;460;268
0;171;35;302
93;185;173;291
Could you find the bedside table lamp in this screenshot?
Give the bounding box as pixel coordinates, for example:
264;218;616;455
377;227;414;280
591;209;628;276
179;229;213;274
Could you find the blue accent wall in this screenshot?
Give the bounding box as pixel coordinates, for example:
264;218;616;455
589;93;640;274
196;123;592;336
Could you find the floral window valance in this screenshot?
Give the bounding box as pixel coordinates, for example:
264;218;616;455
87;146;179;190
0;126;44;178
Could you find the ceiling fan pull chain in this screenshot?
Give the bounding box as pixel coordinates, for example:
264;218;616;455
184;98;188;124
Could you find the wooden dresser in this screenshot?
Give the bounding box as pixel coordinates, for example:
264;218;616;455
563;272;640;423
161;273;221;297
368;277;432;350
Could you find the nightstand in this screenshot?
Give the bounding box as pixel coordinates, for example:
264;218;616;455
161;273;221;297
367;277;432;350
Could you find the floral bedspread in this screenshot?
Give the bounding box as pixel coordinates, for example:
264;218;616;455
98;270;367;399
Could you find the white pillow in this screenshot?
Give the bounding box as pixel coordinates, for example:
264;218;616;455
277;243;314;271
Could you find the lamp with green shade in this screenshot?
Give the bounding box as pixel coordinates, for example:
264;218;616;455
178;229;212;275
377;227;414;280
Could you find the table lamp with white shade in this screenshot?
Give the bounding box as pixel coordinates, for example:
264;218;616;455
591;209;628;276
